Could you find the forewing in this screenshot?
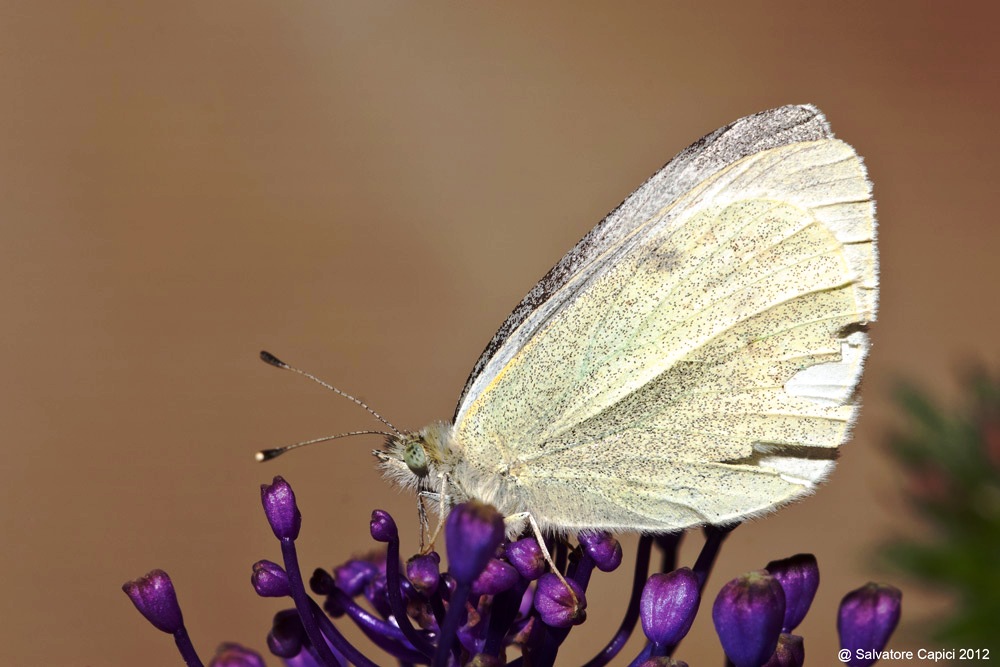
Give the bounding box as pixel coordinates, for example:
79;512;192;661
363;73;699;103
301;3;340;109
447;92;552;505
455;105;837;423
453;112;876;530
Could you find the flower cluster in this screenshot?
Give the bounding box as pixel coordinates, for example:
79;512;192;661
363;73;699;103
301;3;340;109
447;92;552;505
124;476;902;666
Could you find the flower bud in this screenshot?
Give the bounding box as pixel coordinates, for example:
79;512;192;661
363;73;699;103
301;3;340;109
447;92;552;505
578;531;623;572
712;570;786;667
640;568;700;646
334;558;379;597
266;609;305;658
838;583;902;667
764;553;819;632
260;476;301;540
444;501;505;585
209;642;266;667
472;558;520;596
534;573;587;628
406;552;441;596
369;509;398;543
506;537;546;580
251;560;290;597
309;567;336;596
122;569;184;634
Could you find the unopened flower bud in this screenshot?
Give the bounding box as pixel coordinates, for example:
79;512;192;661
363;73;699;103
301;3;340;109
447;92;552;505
260;476;301;540
122;569;184;634
838;583;902;667
712;570;786;667
251;560;290;598
445;501;505;585
640;568;700;646
534;574;587;628
765;553;819;632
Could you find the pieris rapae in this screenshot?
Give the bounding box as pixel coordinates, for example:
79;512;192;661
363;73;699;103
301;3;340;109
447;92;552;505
266;104;877;536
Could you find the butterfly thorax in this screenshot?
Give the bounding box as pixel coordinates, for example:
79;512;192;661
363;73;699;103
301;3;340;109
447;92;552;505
374;422;527;517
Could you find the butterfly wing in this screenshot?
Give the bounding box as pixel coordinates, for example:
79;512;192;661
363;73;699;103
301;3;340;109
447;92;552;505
455;105;844;423
452;105;877;532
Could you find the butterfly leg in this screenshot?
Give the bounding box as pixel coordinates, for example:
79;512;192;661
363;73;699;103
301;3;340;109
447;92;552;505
416;474;453;553
505;511;581;612
416;491;433;552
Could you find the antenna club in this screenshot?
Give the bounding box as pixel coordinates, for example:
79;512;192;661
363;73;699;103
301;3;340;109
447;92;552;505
260;350;288;369
256;449;283;462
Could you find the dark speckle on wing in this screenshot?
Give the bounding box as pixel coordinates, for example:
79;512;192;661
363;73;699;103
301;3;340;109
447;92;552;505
453;105;833;421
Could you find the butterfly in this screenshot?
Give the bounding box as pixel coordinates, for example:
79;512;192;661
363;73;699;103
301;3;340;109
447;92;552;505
267;104;877;538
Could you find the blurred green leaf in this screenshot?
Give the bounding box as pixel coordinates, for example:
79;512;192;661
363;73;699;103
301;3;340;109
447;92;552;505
881;370;1000;652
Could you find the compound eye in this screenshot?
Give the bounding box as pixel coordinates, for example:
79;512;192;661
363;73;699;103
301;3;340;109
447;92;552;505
403;440;430;478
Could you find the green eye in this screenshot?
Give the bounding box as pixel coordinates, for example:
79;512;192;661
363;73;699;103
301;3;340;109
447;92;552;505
404;441;430;478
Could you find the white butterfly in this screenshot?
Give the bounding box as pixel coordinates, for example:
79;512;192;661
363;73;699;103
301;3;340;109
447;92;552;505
374;104;877;535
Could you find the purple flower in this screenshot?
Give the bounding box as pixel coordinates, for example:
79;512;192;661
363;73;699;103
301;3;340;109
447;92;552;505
534;573;587;628
334;558;380;597
125;475;902;667
260;476;301;540
266;609;305;658
406;552;441;596
122;569;184;635
506;536;546;580
765;553;819;632
208;643;266;667
122;569;204;666
640;568;700;647
472;558;521;596
444;501;505;585
838;583;902;667
369;509;398;543
251;559;290;598
578;531;623;572
712;570;786;667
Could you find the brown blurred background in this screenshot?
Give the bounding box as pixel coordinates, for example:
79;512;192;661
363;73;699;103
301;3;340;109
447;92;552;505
3;2;999;664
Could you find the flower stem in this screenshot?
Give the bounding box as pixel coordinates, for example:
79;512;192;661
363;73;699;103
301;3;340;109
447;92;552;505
383;528;437;658
331;590;426;662
656;532;684;573
481;578;530;656
171;626;205;667
307;597;380;667
433;580;472;667
280;538;350;667
693;524;737;592
665;524;737;658
583;535;654;667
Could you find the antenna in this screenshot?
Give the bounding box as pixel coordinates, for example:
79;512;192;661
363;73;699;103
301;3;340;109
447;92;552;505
256;430;395;462
259;350;402;435
260;350;403;440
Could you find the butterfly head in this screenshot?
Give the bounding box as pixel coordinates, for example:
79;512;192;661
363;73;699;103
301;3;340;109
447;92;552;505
373;422;456;492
